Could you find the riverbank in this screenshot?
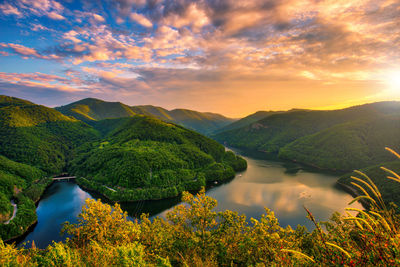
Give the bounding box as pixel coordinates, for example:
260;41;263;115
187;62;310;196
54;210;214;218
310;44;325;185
1;177;53;243
75;168;239;203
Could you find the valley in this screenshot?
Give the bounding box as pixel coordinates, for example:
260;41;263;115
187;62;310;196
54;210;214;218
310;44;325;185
1;95;399;266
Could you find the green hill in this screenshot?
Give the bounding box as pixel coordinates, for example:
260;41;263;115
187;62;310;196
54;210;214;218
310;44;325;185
215;111;279;133
279;115;400;171
55;98;136;122
0;155;51;240
0;95;99;174
71;115;246;201
56;98;235;135
214;102;400;171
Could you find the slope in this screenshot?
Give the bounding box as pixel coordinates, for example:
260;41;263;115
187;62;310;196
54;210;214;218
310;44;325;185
279;115;400;171
0;95;99;174
55;98;136;122
71;115;246;201
214;111;277;133
56;98;236;135
0;155;51;240
214;101;400;170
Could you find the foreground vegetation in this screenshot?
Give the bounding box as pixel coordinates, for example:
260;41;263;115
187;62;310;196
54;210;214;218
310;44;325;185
2;148;400;266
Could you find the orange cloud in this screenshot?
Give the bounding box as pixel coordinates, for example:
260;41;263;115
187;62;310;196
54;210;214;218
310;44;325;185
130;12;153;27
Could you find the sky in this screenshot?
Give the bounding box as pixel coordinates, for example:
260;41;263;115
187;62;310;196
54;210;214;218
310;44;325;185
0;0;399;117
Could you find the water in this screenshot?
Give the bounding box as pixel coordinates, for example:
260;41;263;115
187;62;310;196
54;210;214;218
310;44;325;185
20;182;94;248
19;149;361;248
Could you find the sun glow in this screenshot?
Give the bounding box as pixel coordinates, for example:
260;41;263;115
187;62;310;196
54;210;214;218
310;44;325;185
384;70;400;97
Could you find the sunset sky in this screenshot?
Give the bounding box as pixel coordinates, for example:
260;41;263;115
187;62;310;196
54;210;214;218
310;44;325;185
0;0;399;117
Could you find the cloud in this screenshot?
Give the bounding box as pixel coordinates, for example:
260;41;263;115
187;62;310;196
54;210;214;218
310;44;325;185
162;3;210;30
0;3;23;17
0;72;84;92
63;30;82;43
31;23;52;31
47;11;65;20
1;0;399;115
0;43;59;60
0;0;66;20
93;13;105;22
130;12;153;27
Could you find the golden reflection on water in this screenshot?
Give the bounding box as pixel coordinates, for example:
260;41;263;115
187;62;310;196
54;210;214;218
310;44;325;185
203;154;363;226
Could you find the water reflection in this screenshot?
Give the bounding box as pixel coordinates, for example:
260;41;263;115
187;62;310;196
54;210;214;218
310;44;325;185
159;148;362;230
20;182;94;248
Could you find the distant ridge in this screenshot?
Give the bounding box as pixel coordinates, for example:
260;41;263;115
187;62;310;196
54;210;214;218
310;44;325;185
56;98;235;135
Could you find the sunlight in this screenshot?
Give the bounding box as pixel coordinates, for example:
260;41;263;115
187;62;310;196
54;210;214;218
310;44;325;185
385;70;400;96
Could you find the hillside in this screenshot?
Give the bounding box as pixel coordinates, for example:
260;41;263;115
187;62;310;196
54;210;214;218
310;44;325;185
279;115;400;171
215;111;277;133
56;98;235;135
0;155;51;240
214;102;400;171
71;115;246;201
0;96;99;174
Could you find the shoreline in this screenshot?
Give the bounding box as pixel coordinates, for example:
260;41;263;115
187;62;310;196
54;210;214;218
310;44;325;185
3;178;55;243
227;145;349;175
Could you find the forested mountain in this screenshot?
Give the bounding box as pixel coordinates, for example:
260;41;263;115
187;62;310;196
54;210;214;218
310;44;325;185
215;111;278;133
0;96;99;174
56;98;235;135
279;115;400;170
214;102;400;171
0;155;51;240
55;98;135;122
71;115;246;201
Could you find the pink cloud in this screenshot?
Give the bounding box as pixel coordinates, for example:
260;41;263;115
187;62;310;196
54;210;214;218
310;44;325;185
0;3;23;17
93;14;105;22
31;23;51;31
63;30;81;43
130;13;153;27
1;0;65;20
0;72;84;92
47;11;65;20
0;43;59;60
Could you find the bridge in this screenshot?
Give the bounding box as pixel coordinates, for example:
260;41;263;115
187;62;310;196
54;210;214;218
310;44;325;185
52;176;77;181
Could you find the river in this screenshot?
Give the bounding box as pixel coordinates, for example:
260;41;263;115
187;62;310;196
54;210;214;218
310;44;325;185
19;148;361;248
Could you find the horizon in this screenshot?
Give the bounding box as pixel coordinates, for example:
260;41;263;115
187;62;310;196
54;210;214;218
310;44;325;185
3;93;400;119
0;0;399;117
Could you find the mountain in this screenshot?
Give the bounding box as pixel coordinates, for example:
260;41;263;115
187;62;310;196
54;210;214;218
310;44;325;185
0;96;99;174
71;115;246;201
0;95;247;240
55;98;136;121
56;98;235;135
279;115;400;170
214;101;400;171
215;111;283;133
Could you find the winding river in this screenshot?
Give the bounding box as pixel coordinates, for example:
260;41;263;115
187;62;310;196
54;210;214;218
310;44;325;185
19;148;361;248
